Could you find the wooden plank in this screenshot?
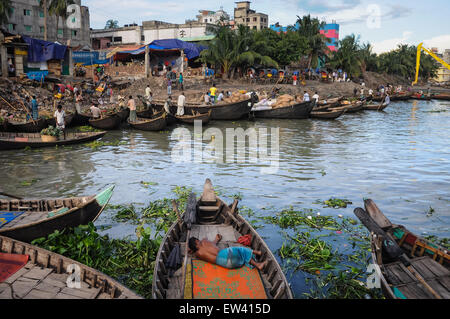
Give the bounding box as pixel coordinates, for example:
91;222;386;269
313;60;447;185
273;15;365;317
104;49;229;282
413;257;450;278
200;179;216;205
9;278;40;298
364;199;392;229
427;278;450;299
385;263;416;284
3;262;33;284
23;288;58;299
22;265;54;281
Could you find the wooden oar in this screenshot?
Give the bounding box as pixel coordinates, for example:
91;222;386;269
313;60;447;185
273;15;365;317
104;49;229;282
354;208;442;299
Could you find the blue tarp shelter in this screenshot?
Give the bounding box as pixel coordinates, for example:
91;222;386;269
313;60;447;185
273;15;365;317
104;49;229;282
116;39;206;60
73;51;112;66
22;36;67;63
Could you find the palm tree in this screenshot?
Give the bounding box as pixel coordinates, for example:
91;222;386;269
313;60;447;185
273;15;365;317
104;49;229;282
48;0;74;40
328;34;363;79
0;0;13;27
105;19;119;29
199;24;278;79
38;0;49;40
295;15;330;68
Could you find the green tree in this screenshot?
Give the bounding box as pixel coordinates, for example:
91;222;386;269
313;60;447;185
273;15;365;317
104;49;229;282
294;15;330;68
105;19;119;29
0;0;13;27
48;0;74;40
329;34;363;79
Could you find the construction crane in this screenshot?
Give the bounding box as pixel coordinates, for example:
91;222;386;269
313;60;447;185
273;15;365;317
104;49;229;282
412;42;450;85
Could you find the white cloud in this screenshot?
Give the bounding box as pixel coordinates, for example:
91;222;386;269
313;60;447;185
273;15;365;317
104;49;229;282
423;34;450;53
371;31;413;54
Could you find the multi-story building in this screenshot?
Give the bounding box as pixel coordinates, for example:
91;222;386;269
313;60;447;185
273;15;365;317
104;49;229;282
233;1;268;30
91;20;215;50
434;49;450;83
195;8;230;25
270;21;340;52
2;0;90;47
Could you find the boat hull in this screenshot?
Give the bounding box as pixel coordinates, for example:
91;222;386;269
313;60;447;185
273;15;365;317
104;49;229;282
89;114;122;130
253;101;313;119
6;118;48;133
0;186;114;243
128;115;167;131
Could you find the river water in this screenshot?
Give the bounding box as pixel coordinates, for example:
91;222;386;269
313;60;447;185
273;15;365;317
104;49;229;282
1;99;449;296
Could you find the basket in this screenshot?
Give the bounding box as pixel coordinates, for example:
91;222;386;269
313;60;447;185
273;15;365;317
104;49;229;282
41;135;58;142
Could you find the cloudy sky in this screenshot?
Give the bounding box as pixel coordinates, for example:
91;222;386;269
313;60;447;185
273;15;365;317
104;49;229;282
83;0;450;54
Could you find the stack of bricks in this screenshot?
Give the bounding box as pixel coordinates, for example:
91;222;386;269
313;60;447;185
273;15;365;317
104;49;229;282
106;64;145;77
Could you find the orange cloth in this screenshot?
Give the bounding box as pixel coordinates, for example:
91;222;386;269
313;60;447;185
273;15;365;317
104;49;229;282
0;252;29;282
191;259;267;299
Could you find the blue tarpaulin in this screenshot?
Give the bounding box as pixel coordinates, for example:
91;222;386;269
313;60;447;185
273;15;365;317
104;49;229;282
117;39;205;60
73;51;112;66
22;36;67;63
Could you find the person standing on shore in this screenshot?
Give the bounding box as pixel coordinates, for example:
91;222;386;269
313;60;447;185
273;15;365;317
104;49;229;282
179;73;184;91
145;85;151;99
128;96;137;123
368;89;374;100
31;96;39;120
167;78;172;96
292;74;298;86
177;91;186;116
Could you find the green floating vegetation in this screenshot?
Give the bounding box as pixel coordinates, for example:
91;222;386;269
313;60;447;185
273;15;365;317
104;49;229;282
263;208;343;230
424;235;450;250
140;181;158;187
85;140;127;149
20;178;38;187
74;126;102;132
317;198;353;209
32;223;160;299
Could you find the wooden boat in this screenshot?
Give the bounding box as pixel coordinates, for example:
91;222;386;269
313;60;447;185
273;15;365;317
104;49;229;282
0;186;115;243
136;107;155;119
0;131;107;151
391;93;413;101
45;113;75;127
432;94;450;101
330;101;364;113
0;235;142;299
117;108;130;122
128;114;167;131
253;101;313;119
310;109;345;120
363;102;390;111
176;110;212;125
73;112;94;126
152;179;293;299
317;97;343;108
5;118;48;133
89;114;121;130
354;199;449;299
155;99;254;121
411;93;431;101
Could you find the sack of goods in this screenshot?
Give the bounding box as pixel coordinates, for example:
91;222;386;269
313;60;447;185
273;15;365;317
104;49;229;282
271;94;297;108
221;91;248;104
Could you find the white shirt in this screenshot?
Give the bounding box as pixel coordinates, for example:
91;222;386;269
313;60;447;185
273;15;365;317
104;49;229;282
303;93;310;102
218;93;224;101
204;94;210;103
54;110;66;128
178;95;186;107
312;94;319;102
369;89;373;95
145;87;151;97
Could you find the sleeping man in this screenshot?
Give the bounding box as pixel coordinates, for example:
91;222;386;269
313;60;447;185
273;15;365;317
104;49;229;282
188;234;267;271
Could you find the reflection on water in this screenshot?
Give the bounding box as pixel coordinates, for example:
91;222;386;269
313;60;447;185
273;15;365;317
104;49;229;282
0;99;449;293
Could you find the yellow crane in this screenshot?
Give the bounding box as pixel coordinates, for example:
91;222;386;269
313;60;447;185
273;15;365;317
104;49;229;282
412;42;450;85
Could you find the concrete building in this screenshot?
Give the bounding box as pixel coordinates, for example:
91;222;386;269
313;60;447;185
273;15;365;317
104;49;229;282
2;0;90;47
91;20;215;50
270;21;340;52
434;49;450;83
195;8;230;25
233;1;268;30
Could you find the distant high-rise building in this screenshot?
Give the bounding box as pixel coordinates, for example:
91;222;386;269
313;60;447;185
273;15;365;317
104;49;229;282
2;0;90;47
270;21;340;52
233;1;268;31
195;8;230;25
